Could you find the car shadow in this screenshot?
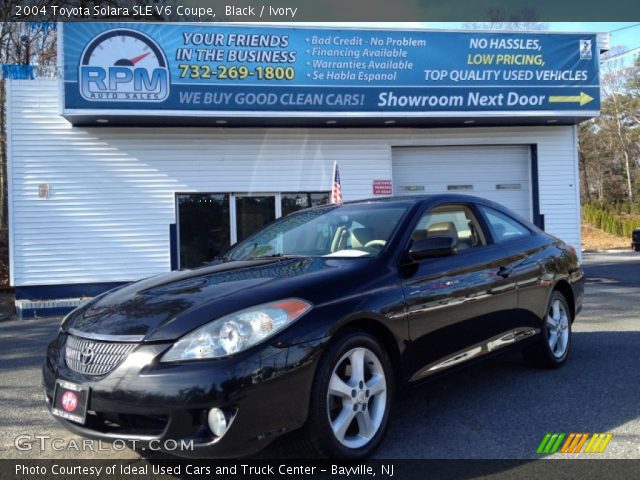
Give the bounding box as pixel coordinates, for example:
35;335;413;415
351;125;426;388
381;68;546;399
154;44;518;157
259;330;640;460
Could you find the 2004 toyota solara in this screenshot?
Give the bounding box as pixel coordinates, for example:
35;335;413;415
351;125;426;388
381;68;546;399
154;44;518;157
43;194;584;459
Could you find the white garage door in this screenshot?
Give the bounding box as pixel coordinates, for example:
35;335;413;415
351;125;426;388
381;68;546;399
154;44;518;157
392;145;532;220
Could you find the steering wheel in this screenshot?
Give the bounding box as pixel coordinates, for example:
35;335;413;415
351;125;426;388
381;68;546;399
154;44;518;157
364;240;386;250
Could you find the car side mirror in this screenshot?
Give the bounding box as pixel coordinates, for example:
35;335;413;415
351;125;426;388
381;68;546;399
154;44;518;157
409;236;457;260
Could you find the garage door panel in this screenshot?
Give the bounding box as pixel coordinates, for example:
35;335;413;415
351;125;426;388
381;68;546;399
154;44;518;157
392;145;531;220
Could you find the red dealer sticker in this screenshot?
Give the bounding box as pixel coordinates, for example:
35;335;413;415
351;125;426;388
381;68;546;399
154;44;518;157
373;180;392;195
61;391;78;412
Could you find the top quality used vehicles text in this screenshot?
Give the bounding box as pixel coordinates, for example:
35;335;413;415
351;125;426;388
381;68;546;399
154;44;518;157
16;464;388;477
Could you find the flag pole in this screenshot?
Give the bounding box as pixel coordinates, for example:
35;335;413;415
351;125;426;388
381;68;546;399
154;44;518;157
331;160;337;193
330;161;337;203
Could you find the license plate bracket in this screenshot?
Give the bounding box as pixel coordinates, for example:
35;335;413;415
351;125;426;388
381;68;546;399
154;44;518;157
51;380;89;424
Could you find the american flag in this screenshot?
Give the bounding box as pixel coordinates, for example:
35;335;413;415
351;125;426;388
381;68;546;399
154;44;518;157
330;161;342;204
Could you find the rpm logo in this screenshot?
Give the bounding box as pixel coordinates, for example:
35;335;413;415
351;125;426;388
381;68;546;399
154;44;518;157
79;29;169;102
61;391;78;412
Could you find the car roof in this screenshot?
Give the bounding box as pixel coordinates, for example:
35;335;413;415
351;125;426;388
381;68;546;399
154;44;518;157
291;194;541;236
327;194;538;229
340;193;497;207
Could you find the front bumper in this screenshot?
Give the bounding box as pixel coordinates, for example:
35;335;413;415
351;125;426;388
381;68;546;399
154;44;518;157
43;333;325;458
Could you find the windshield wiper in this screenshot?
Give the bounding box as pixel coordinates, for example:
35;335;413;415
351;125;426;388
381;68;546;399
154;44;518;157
249;253;304;260
201;255;229;265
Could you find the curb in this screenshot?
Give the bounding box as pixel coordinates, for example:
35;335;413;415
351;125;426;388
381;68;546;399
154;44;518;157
582;249;634;253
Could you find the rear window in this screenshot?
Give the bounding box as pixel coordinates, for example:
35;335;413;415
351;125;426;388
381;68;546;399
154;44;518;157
480;206;531;243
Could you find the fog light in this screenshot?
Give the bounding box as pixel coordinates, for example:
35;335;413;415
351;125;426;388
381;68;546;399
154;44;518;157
207;408;228;437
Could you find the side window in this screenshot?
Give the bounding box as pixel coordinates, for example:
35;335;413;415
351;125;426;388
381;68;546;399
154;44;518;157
480;206;531;243
412;205;486;249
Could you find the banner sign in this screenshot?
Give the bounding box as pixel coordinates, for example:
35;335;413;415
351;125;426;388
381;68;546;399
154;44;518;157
61;23;600;117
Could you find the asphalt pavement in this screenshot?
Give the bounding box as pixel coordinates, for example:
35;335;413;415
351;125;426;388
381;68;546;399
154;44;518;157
1;251;638;459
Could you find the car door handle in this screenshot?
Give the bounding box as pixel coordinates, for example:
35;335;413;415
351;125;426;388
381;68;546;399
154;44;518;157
497;266;513;278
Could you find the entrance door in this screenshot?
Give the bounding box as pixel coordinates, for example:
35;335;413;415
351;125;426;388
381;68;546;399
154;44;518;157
233;195;277;243
176;193;231;269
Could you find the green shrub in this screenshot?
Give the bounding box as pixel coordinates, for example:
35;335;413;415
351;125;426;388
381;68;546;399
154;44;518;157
583;203;640;238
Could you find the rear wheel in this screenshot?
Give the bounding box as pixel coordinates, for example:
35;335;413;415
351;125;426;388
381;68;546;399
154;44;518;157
523;290;572;368
301;332;393;458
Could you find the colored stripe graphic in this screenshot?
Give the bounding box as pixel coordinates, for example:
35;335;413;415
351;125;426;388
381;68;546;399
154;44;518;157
566;433;583;453
598;434;613;453
549;433;566;453
538;433;613;454
573;433;589;453
537;433;565;454
584;433;613;453
560;433;577;453
537;433;552;454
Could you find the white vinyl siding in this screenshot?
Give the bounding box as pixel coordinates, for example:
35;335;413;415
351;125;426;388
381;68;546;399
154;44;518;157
392;145;531;220
7;79;581;287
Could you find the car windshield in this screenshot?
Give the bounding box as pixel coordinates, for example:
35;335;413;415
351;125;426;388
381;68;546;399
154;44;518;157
227;203;409;260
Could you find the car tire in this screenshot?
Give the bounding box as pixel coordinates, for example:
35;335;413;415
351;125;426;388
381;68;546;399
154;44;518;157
634;245;640;252
523;290;572;369
300;331;394;458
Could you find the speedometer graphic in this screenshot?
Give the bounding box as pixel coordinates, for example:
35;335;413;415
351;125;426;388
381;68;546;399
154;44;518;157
79;29;169;102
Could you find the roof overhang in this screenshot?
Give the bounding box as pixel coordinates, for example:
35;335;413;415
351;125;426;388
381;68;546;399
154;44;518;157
62;110;598;127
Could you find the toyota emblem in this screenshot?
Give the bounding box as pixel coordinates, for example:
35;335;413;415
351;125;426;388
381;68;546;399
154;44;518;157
79;346;94;366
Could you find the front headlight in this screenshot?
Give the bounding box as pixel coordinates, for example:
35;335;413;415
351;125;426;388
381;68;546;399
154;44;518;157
160;298;312;362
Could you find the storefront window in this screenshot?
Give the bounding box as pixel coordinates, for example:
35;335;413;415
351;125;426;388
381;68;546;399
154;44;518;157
281;192;330;216
177;193;230;268
177;191;331;269
235;195;276;242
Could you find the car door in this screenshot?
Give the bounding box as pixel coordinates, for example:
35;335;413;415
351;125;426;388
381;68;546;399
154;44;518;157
401;203;518;382
477;205;551;330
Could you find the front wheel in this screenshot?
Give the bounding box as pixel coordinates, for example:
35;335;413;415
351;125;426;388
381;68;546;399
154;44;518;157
301;332;394;458
523;290;572;368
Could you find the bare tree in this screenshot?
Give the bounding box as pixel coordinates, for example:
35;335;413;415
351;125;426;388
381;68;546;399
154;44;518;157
463;6;548;31
599;55;640;207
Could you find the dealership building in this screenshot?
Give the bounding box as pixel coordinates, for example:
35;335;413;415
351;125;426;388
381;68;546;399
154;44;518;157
5;23;605;317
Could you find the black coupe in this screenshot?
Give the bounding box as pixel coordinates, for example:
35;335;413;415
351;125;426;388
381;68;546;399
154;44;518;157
44;194;583;459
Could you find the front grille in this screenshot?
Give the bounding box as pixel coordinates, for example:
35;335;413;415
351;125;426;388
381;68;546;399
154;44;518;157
65;335;137;376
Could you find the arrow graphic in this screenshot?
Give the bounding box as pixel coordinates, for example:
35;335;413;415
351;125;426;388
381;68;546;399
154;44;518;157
549;92;594;106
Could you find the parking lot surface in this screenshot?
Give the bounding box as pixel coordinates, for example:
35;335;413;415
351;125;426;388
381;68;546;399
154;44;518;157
1;251;638;459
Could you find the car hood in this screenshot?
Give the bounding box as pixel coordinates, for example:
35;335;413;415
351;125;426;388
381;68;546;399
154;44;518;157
64;257;370;342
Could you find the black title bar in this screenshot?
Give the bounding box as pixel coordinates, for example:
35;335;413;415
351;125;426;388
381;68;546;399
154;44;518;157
4;0;640;22
3;460;640;480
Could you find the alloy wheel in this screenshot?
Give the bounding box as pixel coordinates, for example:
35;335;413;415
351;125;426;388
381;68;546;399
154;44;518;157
326;347;387;449
546;298;570;358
